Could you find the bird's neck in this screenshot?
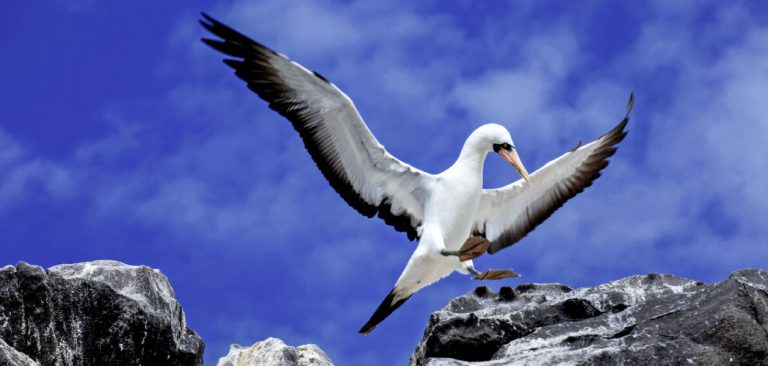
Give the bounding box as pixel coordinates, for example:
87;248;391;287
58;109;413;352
450;142;489;176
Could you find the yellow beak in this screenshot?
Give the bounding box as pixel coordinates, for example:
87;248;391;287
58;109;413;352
498;149;531;183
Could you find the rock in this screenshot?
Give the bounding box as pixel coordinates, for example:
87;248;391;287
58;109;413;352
217;337;333;366
0;338;38;366
0;260;204;365
410;270;768;366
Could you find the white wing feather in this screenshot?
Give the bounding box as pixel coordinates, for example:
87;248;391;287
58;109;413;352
202;14;435;240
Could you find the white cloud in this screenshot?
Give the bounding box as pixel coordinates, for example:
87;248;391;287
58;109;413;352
222;1;361;60
450;30;581;119
0;129;76;212
0;130;24;166
453;70;552;126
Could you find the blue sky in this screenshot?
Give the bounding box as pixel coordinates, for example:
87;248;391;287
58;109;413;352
2;1;768;365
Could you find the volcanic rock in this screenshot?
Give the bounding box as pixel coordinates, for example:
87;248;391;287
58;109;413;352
410;270;768;365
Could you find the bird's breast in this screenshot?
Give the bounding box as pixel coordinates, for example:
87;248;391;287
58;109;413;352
425;176;482;250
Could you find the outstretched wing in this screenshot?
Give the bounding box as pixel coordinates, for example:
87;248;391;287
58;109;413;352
474;94;633;253
200;14;434;240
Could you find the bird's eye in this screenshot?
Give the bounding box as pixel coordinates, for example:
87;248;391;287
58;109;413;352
502;143;512;150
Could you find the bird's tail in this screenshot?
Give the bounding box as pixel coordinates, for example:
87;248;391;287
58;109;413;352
358;288;412;335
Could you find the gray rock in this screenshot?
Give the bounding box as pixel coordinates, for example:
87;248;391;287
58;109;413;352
0;338;38;366
410;270;768;366
0;260;203;365
217;337;334;366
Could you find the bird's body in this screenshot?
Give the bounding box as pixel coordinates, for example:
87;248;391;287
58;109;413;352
396;163;483;293
403;125;509;289
200;14;633;334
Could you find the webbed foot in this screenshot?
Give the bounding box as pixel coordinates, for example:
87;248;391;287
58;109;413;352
473;269;520;281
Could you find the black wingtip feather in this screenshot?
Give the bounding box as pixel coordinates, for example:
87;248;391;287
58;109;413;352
222;58;243;69
199;14;218;34
359;289;412;335
199;13;262;52
201;38;227;52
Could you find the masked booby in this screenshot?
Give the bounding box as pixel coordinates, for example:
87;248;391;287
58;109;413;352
200;13;633;334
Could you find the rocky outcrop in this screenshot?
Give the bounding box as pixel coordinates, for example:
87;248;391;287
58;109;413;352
0;260;204;365
411;270;768;366
5;260;765;366
217;337;333;366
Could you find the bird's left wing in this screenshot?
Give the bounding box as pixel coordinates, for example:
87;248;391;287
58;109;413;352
473;94;633;254
200;14;434;241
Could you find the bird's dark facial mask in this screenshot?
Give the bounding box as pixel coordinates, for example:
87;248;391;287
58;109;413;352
492;143;512;153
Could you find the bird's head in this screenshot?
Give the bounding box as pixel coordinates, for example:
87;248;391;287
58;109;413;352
470;124;531;183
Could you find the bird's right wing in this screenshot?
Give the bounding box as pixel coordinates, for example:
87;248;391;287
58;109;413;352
201;14;436;241
473;94;633;254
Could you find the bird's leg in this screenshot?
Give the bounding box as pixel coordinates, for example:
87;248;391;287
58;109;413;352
440;236;490;261
466;266;482;276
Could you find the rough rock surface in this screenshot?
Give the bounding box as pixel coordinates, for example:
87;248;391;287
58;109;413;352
0;260;204;365
0;338;37;366
217;337;333;366
410;270;768;366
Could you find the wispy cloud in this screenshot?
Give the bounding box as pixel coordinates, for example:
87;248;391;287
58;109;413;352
52;0;98;13
0;129;75;212
451;30;583;142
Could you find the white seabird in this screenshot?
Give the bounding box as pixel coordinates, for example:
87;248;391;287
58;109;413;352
200;14;633;334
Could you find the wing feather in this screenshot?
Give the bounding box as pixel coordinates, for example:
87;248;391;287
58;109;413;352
201;14;434;240
475;94;633;253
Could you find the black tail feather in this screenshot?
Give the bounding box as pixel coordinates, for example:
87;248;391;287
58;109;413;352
359;288;412;334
